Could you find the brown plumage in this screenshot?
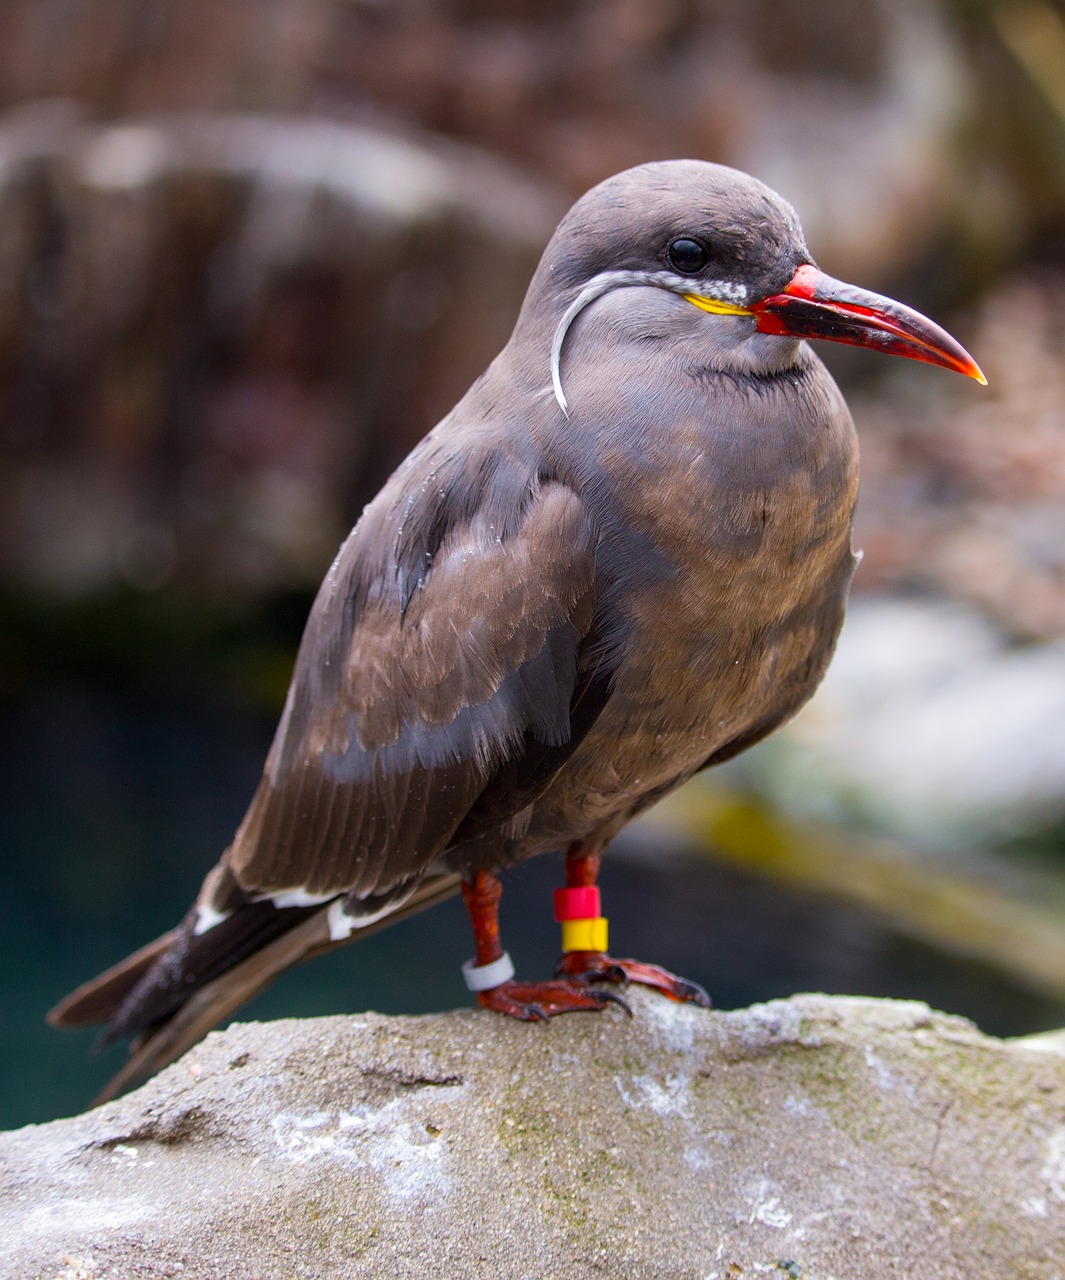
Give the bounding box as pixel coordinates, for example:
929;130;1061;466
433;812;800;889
49;161;983;1101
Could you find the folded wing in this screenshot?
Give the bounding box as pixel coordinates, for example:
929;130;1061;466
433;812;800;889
50;454;608;1092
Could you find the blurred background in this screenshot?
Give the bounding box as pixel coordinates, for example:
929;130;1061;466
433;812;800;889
4;0;1065;1126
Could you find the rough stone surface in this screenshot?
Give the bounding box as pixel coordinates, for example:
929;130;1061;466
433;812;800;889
2;993;1064;1279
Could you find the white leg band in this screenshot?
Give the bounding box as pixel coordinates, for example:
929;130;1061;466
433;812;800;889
461;952;515;992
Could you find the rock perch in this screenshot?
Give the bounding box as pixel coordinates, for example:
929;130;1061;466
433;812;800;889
4;992;1064;1279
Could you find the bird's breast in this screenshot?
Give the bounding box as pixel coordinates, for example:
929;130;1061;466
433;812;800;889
529;355;860;844
599;357;859;633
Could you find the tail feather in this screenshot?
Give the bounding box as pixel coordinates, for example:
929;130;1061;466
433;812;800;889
48;930;179;1029
94;906;340;1104
75;871;462;1105
99;899;324;1048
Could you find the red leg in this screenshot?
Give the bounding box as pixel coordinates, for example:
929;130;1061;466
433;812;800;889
554;844;712;1008
461;869;627;1020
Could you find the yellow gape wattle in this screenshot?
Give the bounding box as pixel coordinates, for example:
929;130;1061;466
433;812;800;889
683;293;754;317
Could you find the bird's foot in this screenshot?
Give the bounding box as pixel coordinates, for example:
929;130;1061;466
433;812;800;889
475;978;631;1021
555;951;712;1007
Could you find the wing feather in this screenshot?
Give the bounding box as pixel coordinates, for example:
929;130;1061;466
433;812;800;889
226;468;599;903
60;448;611;1061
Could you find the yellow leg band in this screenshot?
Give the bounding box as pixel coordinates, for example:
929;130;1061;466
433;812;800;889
561;917;608;952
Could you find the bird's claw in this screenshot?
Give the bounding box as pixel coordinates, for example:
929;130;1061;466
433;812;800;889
476;978;631;1021
555;951;712;1009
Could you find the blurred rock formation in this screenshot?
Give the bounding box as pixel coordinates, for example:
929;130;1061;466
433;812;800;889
854;274;1065;640
0;104;557;600
0;0;991;604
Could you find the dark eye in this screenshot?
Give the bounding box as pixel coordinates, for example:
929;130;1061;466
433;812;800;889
667;237;708;274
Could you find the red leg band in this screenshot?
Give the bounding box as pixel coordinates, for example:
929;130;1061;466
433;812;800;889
553;886;601;921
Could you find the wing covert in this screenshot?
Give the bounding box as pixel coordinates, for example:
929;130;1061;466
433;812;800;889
226;473;600;904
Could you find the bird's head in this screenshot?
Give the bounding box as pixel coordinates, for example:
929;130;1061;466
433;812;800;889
530;160;985;413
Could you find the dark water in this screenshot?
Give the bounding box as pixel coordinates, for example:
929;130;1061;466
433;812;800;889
4;681;1064;1130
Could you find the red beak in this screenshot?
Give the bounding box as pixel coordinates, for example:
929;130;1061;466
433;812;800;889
750;264;986;384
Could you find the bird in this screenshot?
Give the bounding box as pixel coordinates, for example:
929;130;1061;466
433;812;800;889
49;160;984;1101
